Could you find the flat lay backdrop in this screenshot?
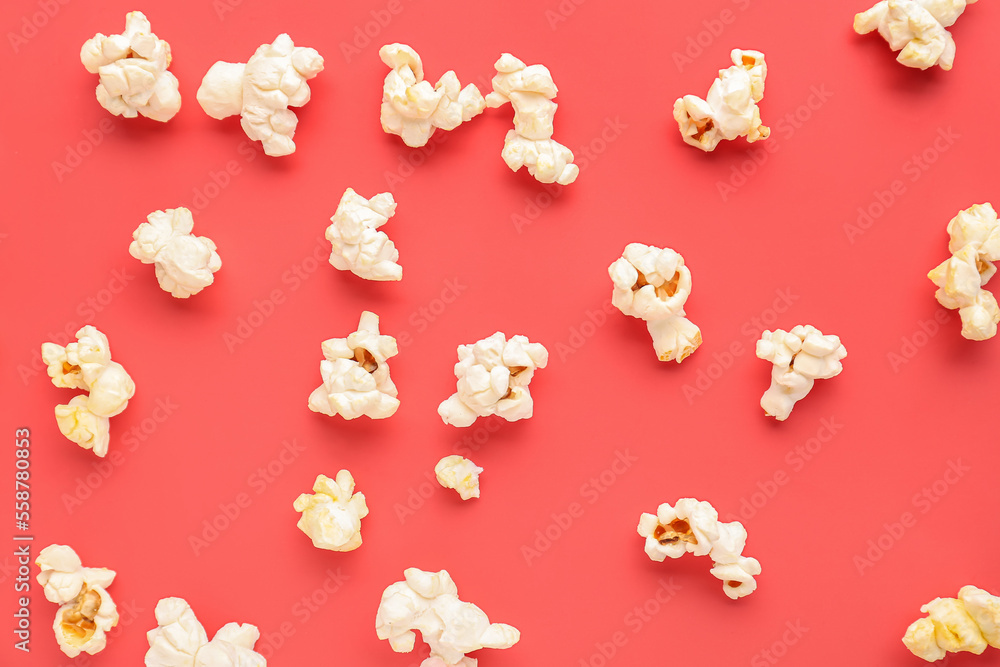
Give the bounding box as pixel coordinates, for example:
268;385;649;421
3;0;1000;665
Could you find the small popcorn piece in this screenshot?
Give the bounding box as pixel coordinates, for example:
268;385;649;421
903;586;1000;661
326;188;402;281
434;455;482;500
674;49;769;152
854;0;977;71
636;499;761;600
129;207;222;298
293;471;369;551
197;34;323;156
375;568;520;666
145;597;266;667
756;325;846;421
438;332;548;427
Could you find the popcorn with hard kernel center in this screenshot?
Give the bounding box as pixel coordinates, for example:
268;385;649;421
756;325;846;421
903;585;1000;661
130;207;222;298
854;0;977;71
145;597;266;667
326;188;402;281
293;470;369;551
435;455;482;500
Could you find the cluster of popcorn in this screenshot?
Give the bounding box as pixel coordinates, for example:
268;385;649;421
928;203;1000;341
80;11;181;122
854;0;977;70
435;455;483;500
129;207;222;298
293;471;369;552
326;188;402;281
674;49;769;152
375;568;520;667
36;545;118;658
756;325;847;421
438;332;548;427
41;326;135;457
903;585;1000;661
145;597;266;667
637;499;761;600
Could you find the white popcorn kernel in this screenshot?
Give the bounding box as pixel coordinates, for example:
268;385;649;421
308;311;400;419
36;545;118;658
903;586;1000;661
130;207;222;298
756;325;846;421
197;34;323;157
293;470;369;551
485;53;579;185
636;499;761;600
438;332;548;427
435;455;482;500
609;243;702;362
145;597;266;667
674;49;769;152
326;188;401;281
854;0;977;71
379;43;486;148
375;568;520;666
81;11;181;121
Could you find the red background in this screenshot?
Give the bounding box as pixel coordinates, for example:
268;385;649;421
3;0;1000;665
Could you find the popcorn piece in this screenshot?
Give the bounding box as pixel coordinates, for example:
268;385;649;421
293;471;369;551
438;332;548;427
435;455;482;500
485;53;579;185
197;34;323;156
36;545;118;657
609;243;702;362
637;499;761;600
145;597;266;667
80;11;181;121
379;43;486;148
928;203;1000;340
326;188;401;281
673;49;769;152
308;311;400;419
854;0;977;71
903;586;1000;661
129;207;222;298
756;325;846;421
375;568;520;666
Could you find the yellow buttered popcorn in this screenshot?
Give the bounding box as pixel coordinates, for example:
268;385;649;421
903;586;1000;661
434;455;482;500
293;471;369;552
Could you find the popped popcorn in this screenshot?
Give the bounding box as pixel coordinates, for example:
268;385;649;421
609;243;702;362
375;568;520;666
756;325;846;421
438;332;548;427
379;43;486;148
485;53;579;185
80;11;181;122
145;597;266;667
928;203;1000;340
308;311;400;419
41;326;135;457
854;0;977;71
129;207;222;298
326;188;401;281
673;49;769;152
434;455;482;500
36;545;118;657
903;585;1000;661
293;471;369;551
637;499;761;600
197;34;323;156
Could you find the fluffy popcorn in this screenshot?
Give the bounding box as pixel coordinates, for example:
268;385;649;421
485;53;579;185
435;455;482;500
380;43;486;148
145;597;265;667
756;325;846;421
673;49;769;152
293;471;369;551
903;586;1000;661
438;332;548;427
375;568;520;666
609;243;702;362
197;34;323;157
637;499;761;600
928;203;1000;340
854;0;977;71
326;188;401;281
129;207;222;298
308;311;400;419
80;11;181;122
36;545;118;658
